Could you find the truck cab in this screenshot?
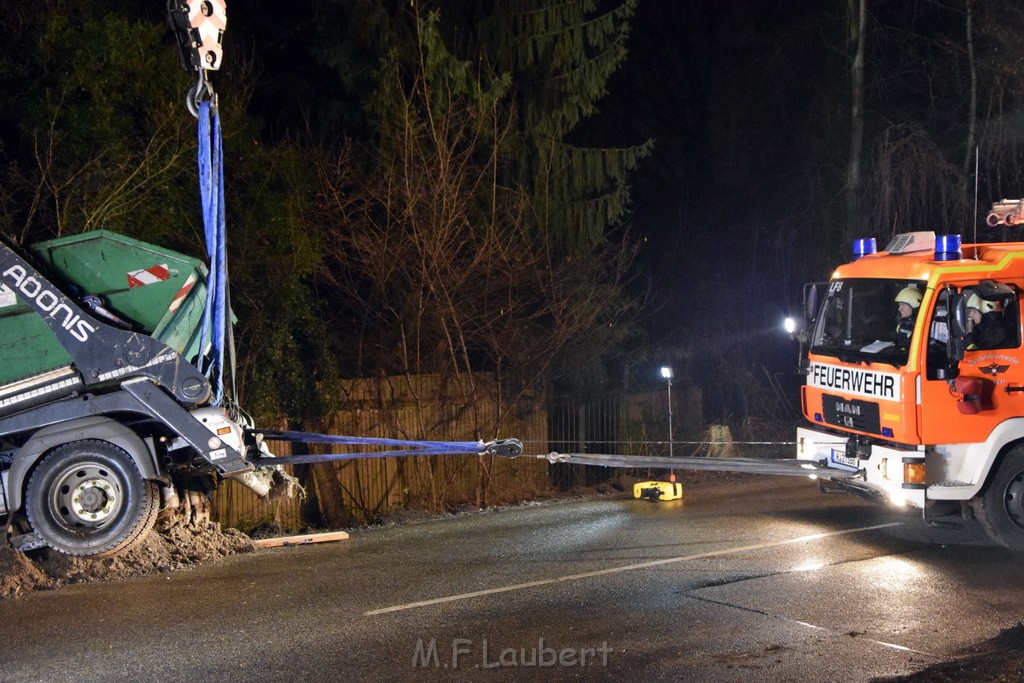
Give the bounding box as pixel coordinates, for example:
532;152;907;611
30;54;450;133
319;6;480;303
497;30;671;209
795;232;1024;549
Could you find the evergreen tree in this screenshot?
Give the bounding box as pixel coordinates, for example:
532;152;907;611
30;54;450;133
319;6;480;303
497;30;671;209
0;2;336;424
304;0;650;251
480;0;652;251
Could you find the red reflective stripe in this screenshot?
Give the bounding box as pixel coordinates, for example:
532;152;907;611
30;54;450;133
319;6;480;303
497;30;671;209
168;274;197;312
126;264;171;288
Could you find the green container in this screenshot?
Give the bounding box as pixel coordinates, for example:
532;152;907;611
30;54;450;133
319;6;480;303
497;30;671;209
0;230;209;387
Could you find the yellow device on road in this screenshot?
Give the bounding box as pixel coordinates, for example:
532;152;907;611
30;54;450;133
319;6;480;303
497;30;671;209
633;481;683;502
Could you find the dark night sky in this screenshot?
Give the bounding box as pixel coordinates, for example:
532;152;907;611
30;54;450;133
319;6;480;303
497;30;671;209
185;1;1024;410
0;1;1017;425
598;2;840;362
596;0;1022;375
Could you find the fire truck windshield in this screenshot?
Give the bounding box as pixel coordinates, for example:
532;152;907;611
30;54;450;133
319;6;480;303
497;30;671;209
810;278;928;367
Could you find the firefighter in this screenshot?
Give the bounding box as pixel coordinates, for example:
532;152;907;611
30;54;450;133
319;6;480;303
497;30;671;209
966;293;1008;350
895;286;922;346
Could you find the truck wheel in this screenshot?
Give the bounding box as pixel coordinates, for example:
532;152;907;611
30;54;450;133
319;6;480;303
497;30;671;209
975;448;1024;551
25;440;160;557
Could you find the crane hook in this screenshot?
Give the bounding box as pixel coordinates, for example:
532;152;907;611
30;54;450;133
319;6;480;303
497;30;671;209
186;71;217;119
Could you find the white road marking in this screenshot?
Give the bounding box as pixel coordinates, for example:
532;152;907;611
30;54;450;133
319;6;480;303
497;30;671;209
863;639;936;658
364;521;901;616
690;594;938;659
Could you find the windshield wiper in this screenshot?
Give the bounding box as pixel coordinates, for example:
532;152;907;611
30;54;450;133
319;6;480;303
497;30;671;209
837;350;867;365
812;346;865;365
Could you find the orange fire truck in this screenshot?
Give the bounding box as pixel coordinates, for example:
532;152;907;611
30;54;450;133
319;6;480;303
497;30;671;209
793;229;1024;550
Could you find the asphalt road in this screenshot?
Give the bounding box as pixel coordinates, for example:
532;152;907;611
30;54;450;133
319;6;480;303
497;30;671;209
2;474;1023;682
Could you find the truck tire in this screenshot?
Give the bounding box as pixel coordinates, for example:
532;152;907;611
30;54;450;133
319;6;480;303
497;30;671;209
25;440;160;557
975;447;1024;551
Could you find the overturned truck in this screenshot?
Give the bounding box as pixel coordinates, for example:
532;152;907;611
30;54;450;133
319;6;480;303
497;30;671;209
0;230;522;558
0;230;286;557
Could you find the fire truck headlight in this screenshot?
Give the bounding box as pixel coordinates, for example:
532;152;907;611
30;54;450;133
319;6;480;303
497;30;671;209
784;317;797;334
890;494;907;508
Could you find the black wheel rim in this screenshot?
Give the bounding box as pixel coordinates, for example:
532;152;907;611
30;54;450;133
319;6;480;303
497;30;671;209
1003;470;1024;530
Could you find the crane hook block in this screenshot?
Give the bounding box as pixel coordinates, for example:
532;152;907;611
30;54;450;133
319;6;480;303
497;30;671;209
168;0;227;72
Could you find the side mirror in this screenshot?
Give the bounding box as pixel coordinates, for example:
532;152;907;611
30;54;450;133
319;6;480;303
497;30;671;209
803;283;825;324
948;293;968;339
947;292;967;367
974;279;1016;306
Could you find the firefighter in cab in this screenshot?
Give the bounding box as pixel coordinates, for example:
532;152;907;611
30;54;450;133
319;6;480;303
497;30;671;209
895;287;922;347
966;294;1008;350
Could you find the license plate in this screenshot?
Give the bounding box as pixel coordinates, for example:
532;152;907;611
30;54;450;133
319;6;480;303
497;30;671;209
830;449;859;471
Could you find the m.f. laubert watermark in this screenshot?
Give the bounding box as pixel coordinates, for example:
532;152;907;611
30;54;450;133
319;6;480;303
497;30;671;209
412;637;611;669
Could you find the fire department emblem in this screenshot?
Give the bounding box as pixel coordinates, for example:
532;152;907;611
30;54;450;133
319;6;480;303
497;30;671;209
980;363;1011;376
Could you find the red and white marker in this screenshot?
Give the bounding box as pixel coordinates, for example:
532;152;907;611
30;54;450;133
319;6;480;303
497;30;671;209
127;264;171;289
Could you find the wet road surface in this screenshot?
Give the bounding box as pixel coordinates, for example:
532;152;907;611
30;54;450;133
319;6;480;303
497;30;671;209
2;474;1023;681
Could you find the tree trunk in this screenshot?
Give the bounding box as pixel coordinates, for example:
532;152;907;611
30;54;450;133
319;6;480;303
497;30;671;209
962;0;978;232
847;0;867;241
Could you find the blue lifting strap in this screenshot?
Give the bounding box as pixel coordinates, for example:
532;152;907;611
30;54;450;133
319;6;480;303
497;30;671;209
249;430;524;465
196;100;228;405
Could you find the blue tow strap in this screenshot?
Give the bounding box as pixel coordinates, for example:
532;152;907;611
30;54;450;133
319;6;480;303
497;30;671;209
190;91;526;465
250;430;523;466
196;100;227;405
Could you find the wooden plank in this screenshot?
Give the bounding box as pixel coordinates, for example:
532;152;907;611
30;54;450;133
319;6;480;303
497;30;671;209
252;531;350;549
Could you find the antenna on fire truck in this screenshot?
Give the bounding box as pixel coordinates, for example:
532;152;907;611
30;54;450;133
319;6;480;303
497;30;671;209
973;145;980;255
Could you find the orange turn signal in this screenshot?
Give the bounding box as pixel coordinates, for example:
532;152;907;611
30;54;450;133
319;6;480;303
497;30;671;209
903;462;926;484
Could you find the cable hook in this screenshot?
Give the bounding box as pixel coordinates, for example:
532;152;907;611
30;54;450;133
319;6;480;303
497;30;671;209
186;70;217;118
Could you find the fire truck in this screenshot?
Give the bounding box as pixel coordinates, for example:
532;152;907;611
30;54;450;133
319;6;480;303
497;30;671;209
793;228;1024;550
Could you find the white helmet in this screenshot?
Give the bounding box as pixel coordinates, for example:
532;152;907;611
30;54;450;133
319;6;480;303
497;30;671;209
895;287;922;309
967;293;1000;314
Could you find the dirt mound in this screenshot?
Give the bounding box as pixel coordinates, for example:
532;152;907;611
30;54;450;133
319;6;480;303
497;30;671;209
0;547;54;599
0;473;682;600
1;512;254;601
878;623;1024;682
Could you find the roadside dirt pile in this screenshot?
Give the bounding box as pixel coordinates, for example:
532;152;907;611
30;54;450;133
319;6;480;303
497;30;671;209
0;547;52;598
879;623;1024;682
1;473;658;601
0;502;254;601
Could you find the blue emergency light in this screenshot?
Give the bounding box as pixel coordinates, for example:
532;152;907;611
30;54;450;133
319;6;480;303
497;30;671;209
852;237;877;260
934;234;962;261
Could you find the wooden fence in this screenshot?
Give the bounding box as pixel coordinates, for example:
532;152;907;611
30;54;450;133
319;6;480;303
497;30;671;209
212;373;550;530
210;437;305;531
211;376;704;530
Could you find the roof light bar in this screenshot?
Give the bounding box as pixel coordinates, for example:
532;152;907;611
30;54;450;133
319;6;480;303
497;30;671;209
934;234;962;261
853;237;876;260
